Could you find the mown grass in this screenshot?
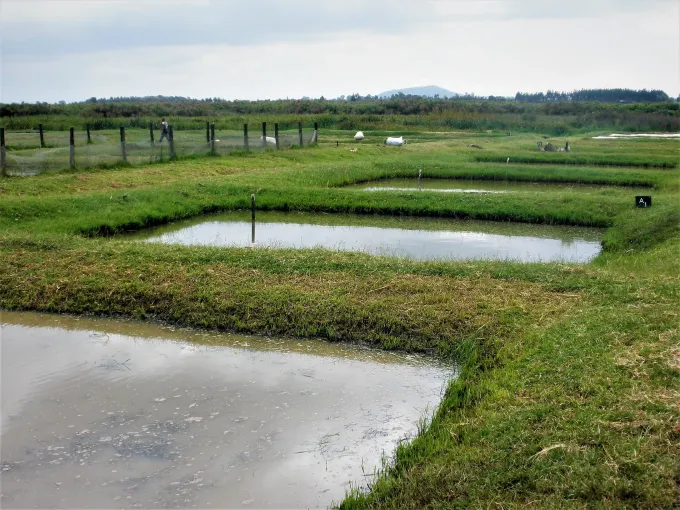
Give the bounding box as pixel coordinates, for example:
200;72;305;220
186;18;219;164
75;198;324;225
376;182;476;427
0;129;678;508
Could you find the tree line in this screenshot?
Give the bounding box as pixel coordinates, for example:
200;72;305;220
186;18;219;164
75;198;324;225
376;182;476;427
515;88;670;103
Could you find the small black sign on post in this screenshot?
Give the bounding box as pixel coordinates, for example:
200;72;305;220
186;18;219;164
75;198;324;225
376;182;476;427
635;196;652;208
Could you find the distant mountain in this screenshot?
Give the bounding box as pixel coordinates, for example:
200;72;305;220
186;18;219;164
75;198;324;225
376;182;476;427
377;85;458;98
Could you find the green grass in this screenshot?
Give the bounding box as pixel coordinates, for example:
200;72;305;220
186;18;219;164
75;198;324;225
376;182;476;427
1;129;678;508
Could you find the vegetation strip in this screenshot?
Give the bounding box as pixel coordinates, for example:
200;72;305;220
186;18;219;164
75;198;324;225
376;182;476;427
0;131;678;507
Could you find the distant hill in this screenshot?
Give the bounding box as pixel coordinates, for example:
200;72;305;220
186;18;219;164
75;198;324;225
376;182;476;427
377;85;458;98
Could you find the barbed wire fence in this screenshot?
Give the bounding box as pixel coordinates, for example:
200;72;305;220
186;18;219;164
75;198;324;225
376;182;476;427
0;121;319;177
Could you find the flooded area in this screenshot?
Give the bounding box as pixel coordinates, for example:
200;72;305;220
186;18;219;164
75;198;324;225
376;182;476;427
0;311;451;509
128;211;603;263
349;178;633;194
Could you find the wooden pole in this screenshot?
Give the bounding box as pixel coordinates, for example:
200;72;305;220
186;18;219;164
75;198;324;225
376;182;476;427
39;123;44;149
120;126;127;162
298;122;303;147
274;123;280;150
0;128;6;177
168;125;176;160
243;123;249;150
149;122;154;145
86;125;91;144
206;121;210;144
210;122;216;154
262;122;267;148
69;127;75;168
251;194;256;243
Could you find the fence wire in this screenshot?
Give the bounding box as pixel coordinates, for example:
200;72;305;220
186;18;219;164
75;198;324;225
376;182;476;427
1;127;317;176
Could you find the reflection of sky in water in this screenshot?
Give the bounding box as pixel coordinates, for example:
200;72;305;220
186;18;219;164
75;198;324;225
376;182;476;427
148;220;601;263
1;312;451;509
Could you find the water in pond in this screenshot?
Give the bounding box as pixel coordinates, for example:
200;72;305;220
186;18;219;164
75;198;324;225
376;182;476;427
128;211;603;263
350;178;630;194
0;311;451;509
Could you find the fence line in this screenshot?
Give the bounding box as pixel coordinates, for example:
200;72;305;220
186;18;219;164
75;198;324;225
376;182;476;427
0;122;319;176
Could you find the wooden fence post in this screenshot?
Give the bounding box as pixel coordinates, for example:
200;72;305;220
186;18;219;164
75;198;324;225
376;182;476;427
274;123;280;150
168;125;176;160
251;193;256;243
149;122;155;145
86;125;91;144
243;123;249;150
206;121;210;144
39;123;44;149
120;127;127;162
210;122;216;154
262;122;267;148
298;122;303;146
0;128;6;177
69;127;75;168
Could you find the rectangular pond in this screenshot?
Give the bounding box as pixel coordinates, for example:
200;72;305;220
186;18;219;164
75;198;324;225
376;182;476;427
128;211;604;263
349;178;641;194
0;311;451;509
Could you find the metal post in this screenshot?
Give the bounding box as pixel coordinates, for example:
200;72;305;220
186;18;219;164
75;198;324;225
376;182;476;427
262;122;267;148
39;123;44;149
298;122;303;146
69;127;75;168
210;122;215;154
120;126;127;162
168;125;175;160
274;123;280;150
149;122;154;145
0;128;6;177
243;123;249;150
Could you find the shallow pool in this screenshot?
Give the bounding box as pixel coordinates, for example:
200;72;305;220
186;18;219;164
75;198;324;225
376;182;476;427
128;211;603;263
0;311;451;509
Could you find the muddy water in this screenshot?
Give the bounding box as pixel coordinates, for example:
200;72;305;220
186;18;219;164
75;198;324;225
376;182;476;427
351;178;633;194
0;312;451;509
128;211;603;263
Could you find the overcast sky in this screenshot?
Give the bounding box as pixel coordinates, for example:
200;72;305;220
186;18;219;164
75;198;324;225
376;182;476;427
1;0;678;103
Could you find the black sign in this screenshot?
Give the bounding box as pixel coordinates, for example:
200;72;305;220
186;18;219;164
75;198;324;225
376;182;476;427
635;196;652;208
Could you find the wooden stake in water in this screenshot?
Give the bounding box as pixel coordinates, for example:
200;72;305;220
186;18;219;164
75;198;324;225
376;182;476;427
262;122;267;148
120;126;127;162
206;121;210;144
149;122;154;145
69;127;75;169
210;122;216;154
298;122;303;147
251;194;256;221
244;123;249;150
0;128;7;177
274;123;280;150
39;123;44;149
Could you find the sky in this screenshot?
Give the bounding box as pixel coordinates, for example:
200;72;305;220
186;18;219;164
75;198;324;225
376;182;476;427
1;0;678;103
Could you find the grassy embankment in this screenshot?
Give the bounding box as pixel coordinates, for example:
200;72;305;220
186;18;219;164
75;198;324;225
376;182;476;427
0;131;678;507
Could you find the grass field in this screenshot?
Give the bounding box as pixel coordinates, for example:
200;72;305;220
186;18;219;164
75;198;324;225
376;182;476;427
1;129;678;507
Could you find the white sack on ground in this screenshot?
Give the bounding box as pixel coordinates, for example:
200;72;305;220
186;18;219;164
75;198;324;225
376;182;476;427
354;131;364;141
260;136;277;144
385;136;404;146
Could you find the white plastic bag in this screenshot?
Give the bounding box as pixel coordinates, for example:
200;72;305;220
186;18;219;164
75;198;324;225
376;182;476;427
385;136;404;146
354;131;364;141
259;136;277;145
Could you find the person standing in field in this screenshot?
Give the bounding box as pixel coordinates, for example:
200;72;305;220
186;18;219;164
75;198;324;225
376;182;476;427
159;118;169;142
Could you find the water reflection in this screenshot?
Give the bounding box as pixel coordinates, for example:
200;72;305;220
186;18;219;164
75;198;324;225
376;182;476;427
127;211;603;263
1;311;451;509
